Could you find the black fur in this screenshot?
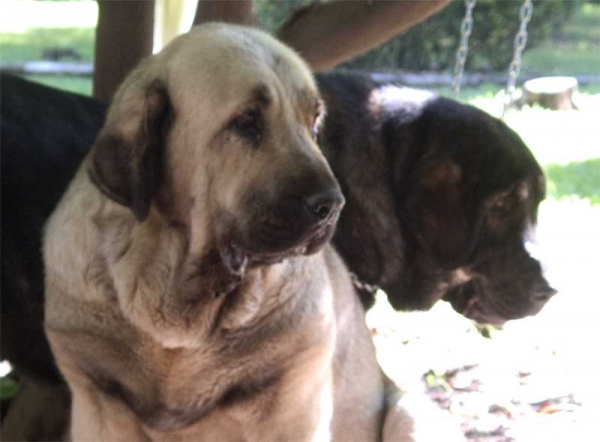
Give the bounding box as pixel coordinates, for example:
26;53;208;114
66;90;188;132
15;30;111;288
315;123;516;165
1;74;107;383
318;72;553;323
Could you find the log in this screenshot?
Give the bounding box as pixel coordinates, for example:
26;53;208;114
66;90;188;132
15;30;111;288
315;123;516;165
523;76;579;110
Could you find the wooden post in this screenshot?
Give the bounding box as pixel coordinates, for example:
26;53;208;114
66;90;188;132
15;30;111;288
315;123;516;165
193;0;257;26
93;0;155;102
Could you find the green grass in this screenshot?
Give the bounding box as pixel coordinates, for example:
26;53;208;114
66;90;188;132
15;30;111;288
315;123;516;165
0;27;95;64
545;158;600;204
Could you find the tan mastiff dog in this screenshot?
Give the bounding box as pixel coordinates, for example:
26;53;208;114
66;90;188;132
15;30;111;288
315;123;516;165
43;24;463;441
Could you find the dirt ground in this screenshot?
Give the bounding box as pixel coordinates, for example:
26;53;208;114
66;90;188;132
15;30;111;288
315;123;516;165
369;199;600;441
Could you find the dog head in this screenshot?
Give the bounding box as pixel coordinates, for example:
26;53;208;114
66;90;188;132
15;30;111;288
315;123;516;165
89;24;343;275
317;73;555;325
393;96;556;324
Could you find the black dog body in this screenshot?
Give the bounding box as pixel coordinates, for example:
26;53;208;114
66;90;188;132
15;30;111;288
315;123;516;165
1;75;107;383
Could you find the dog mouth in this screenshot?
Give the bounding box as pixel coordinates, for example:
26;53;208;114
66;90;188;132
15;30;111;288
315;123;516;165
460;295;507;327
220;208;341;275
444;280;557;326
444;280;507;326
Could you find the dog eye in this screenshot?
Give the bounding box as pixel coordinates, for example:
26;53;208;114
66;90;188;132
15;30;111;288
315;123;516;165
311;118;319;139
311;99;325;140
232;109;262;145
311;112;323;140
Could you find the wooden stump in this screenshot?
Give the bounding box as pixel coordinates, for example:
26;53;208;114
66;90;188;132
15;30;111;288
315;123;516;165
523;76;579;110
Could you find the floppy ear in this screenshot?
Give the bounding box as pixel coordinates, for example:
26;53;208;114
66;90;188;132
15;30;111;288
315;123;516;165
484;180;531;236
405;159;473;269
89;79;171;221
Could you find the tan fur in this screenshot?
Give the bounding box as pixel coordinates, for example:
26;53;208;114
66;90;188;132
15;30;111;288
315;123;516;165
44;24;459;442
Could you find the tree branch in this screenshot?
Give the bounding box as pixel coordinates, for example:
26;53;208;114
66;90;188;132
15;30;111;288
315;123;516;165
277;0;452;72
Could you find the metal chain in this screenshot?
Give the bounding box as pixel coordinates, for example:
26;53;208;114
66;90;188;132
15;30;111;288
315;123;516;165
502;0;533;118
452;0;477;98
349;272;380;295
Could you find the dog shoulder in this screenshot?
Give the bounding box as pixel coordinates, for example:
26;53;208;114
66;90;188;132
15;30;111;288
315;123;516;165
44;159;111;304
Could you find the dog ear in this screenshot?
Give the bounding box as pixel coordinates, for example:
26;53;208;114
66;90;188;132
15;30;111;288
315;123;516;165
484;180;531;236
405;159;473;269
89;79;171;221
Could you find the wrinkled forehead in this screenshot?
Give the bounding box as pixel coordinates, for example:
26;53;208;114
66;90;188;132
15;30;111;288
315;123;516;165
164;24;319;116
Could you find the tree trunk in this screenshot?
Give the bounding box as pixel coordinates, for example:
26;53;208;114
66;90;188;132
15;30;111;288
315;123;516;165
523;77;579;110
93;0;155;102
193;0;257;26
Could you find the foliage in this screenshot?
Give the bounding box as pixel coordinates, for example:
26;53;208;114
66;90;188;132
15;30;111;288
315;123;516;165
340;0;581;72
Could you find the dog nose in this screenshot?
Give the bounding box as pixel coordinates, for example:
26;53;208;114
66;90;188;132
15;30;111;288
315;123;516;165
305;190;345;221
534;284;558;302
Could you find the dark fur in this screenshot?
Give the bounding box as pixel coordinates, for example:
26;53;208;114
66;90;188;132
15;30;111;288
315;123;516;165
1;74;107;384
318;72;555;323
1;72;553;387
